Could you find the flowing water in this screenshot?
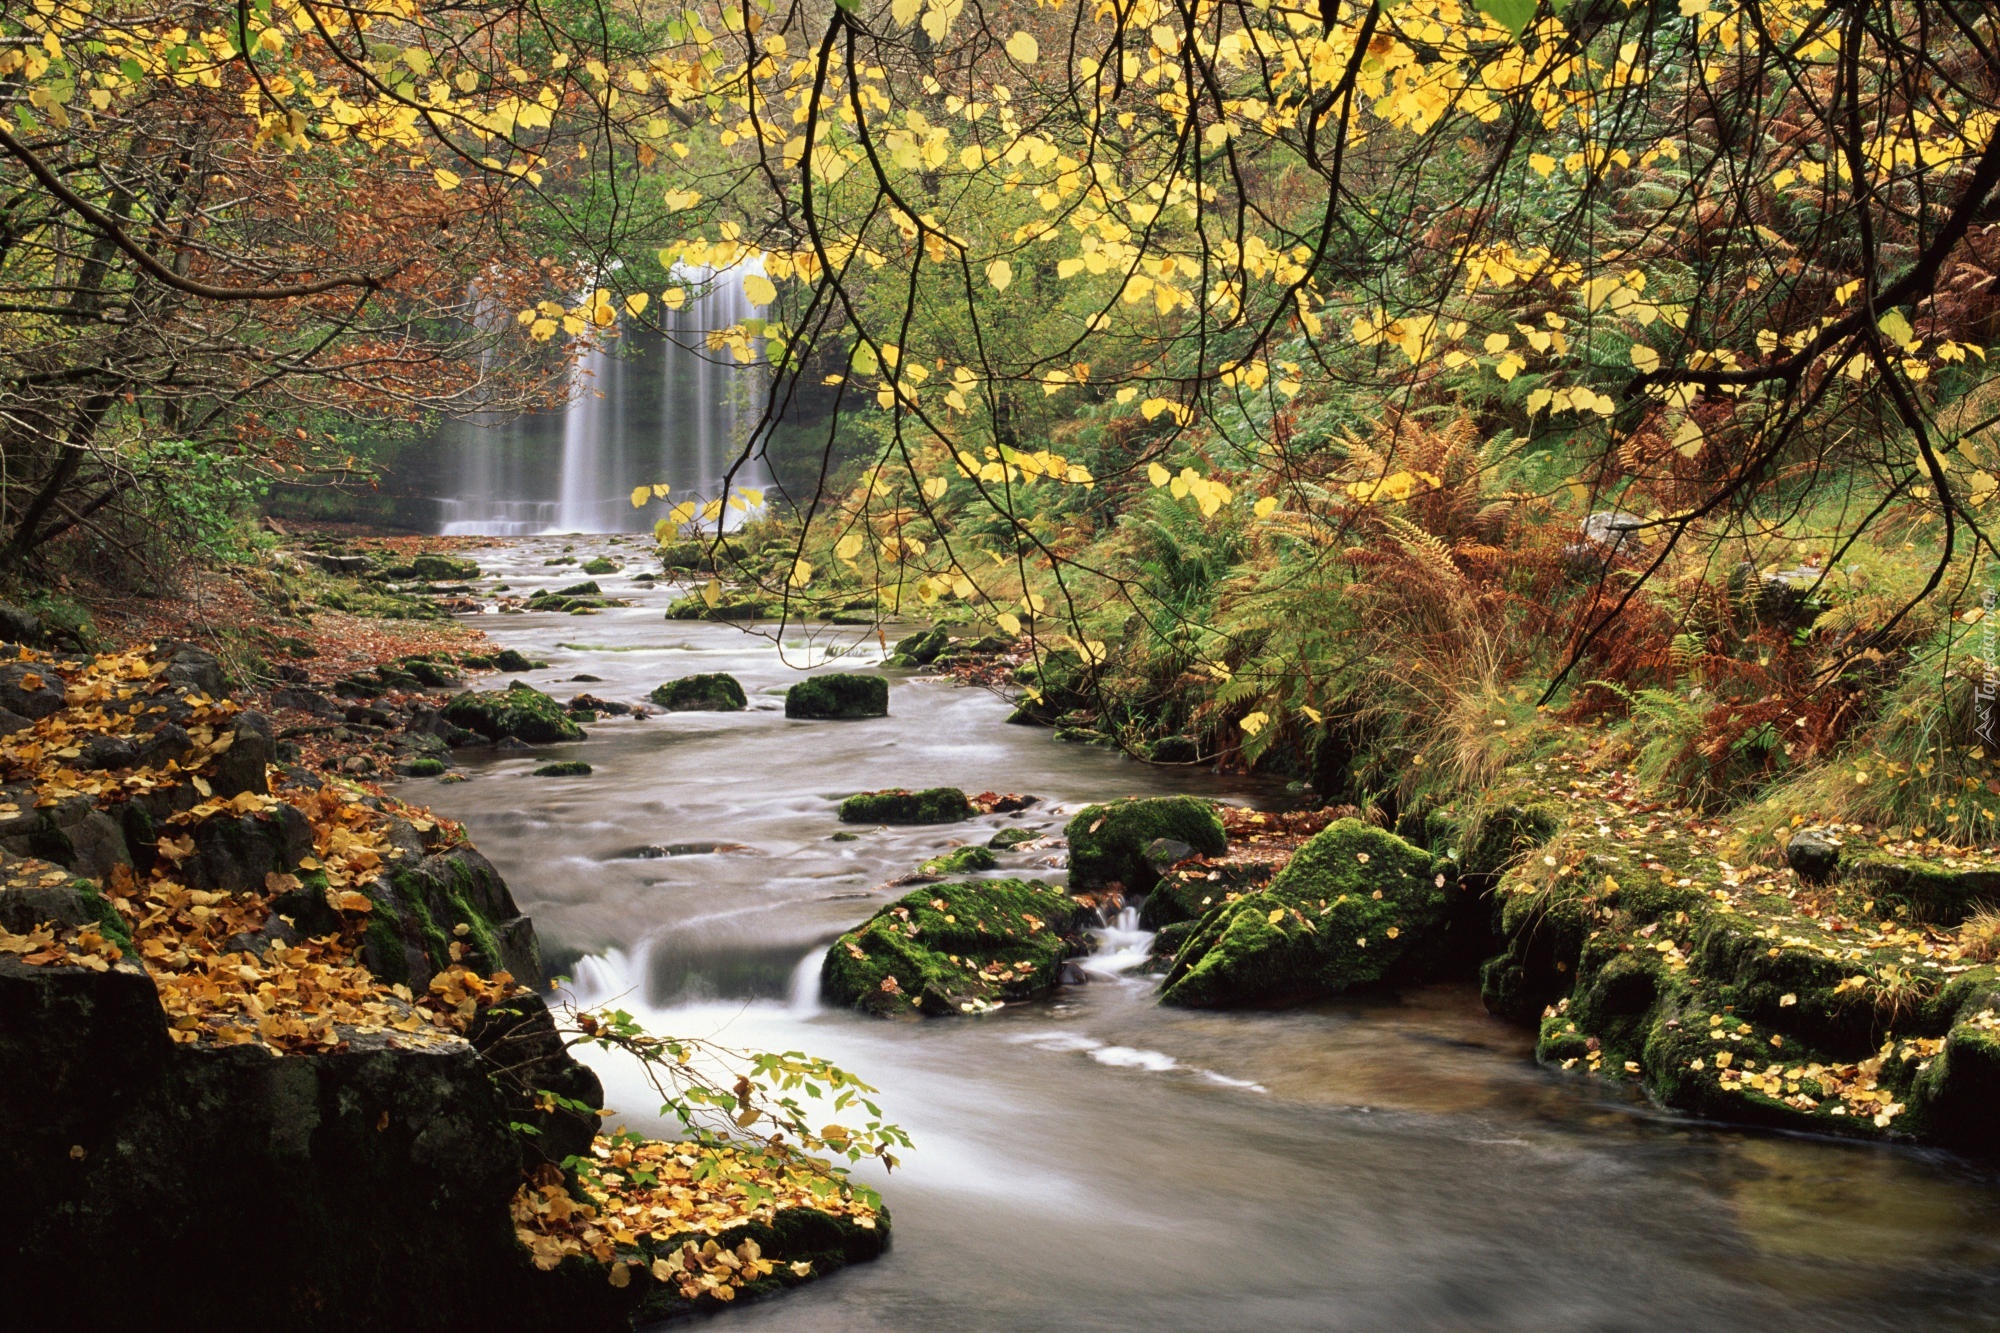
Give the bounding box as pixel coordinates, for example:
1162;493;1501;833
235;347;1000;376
413;538;2000;1331
435;263;771;536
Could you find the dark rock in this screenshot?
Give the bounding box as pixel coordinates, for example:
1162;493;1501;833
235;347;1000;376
0;796;133;880
398;758;448;777
133;723;193;770
887;627;948;667
402;659;463;690
1565;511;1647;576
1064;797;1227;893
987;827;1042;851
839;788;973;824
206;712;273;799
183;804;314;893
271;685;340;717
0;707;30;738
1785;828;1843;885
0;662;65;720
76;734;139;770
554;580;602;597
360;846;543;990
0;875;120;936
571;674;603;683
0;603;43;644
649;673;748;712
492;648;538;673
785;673;888;720
1143;837;1196;874
1148;735;1200;764
161;645;226;698
465;995;603;1165
569;693;633;717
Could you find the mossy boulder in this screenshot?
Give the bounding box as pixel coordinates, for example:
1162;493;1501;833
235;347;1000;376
987;826;1041;851
532;761;592;778
410;553;479;581
821;879;1093;1016
1158;820;1455;1008
1140;860;1273;931
884;627;948;668
580;557;619;575
553;580;602;597
442;684;586;744
786;674;888;720
665;593;782;620
649;673;748;712
920;846;998;876
1846;851;2000;926
839;787;972;825
1064;796;1226;892
491;649;543;673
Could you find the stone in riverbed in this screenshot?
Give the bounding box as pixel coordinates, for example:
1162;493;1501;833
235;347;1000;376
919;846;997;876
987;826;1042;851
839;787;972;824
1064;796;1226;893
410;552;480;581
821;878;1093;1016
532;761;592;778
0;662;65;720
1158;819;1455;1008
442;683;586;744
786;673;888;720
649;673;748;712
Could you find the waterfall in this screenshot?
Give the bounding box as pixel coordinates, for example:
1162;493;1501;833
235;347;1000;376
435;261;773;535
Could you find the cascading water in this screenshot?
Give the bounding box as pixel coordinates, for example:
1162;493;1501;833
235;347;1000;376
436;261;772;535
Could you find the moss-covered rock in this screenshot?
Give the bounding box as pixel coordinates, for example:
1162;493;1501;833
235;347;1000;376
665;593;783;620
920;846;998;876
491;649;543;673
987;826;1041;851
532;761;593;777
649;673;748;712
1064;796;1226;892
786;674;888;720
1159;820;1455;1008
398;758;448;778
1846;851;2000;926
839;787;972;824
884;627;948;668
442;684;586;744
821;879;1092;1016
1140;860;1273;931
411;553;479;581
580;557;619;575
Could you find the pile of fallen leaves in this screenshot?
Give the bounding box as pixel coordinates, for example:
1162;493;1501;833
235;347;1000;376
511;1135;878;1300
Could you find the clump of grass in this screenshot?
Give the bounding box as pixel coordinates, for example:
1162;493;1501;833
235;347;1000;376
1958;907;2000;964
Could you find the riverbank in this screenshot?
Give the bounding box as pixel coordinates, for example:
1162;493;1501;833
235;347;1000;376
0;561;894;1328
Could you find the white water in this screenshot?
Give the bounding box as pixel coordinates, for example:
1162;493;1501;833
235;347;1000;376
437;262;773;535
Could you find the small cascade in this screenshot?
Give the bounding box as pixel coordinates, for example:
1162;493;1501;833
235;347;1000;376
560;943;648;1009
1081;904;1157;979
787;945;829;1017
433;262;773;535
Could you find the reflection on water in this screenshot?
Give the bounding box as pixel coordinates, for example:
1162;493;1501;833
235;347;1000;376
413;539;2000;1333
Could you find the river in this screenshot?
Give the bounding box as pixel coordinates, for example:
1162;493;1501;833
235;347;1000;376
410;537;2000;1331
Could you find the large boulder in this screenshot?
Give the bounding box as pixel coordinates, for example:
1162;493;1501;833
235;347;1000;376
838;787;972;825
0;662;65;720
785;674;888;720
1158;819;1455;1008
358;845;545;991
649;673;747;712
822;879;1093;1016
1064;796;1226;893
411;553;480;581
0;955;630;1331
442;683;586;744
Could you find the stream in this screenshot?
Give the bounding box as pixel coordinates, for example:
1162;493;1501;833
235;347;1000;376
411;538;2000;1331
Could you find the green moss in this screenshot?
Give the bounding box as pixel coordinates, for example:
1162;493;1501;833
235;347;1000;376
821;878;1092;1016
1140;860;1271;930
1064;796;1226;892
986;827;1041;851
401;758;447;778
1158;819;1454;1008
839;787;971;824
786;674;889;720
1846;851;2000;926
442;683;586;743
666;593;783;620
649;673;748;712
581;557;619;575
75;881;132;952
533;761;593;777
920;846;998;876
411;553;479;581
